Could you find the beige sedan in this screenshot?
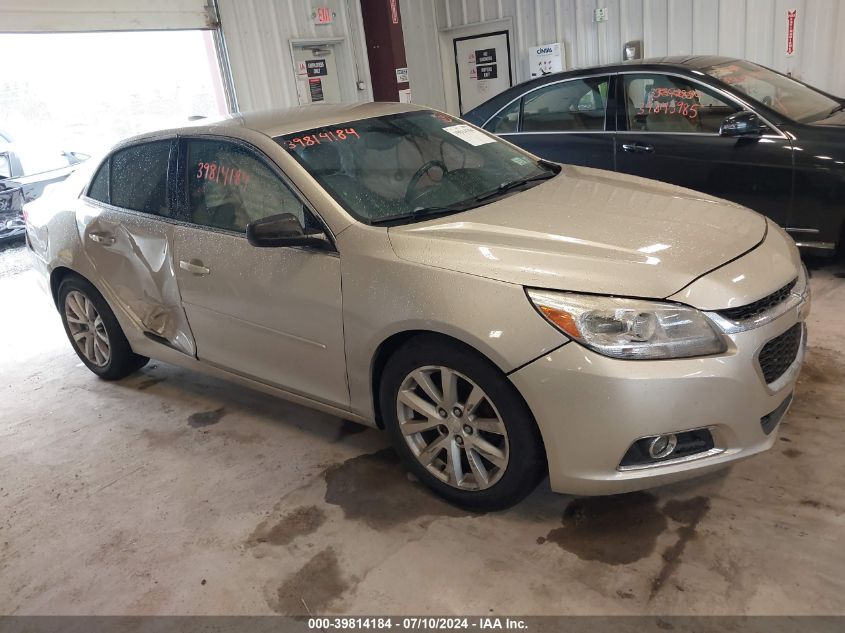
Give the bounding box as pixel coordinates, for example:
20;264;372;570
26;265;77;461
25;103;809;509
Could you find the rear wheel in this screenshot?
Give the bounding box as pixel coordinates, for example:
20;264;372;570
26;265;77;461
58;275;148;380
380;335;546;511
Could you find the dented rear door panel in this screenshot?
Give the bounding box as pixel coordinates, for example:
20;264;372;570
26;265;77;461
76;200;196;356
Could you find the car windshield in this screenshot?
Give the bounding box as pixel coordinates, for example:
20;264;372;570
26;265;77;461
702;60;840;123
276;110;556;224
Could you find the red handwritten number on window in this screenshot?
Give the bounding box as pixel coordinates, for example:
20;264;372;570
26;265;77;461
636;88;701;119
285;128;360;150
196;162;250;186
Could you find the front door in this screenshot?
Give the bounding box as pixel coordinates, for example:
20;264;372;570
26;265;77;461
78;139;195;355
614;73;794;227
172;137;348;407
491;75;614;171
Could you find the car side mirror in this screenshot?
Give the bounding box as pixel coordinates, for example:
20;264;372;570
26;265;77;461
246;213;330;249
720;111;765;137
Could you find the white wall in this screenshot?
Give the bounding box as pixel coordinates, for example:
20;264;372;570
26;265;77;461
402;0;845;113
217;0;372;111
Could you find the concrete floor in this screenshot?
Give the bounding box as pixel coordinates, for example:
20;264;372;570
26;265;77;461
1;240;843;616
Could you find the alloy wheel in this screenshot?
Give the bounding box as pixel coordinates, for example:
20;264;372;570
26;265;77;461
65;290;111;367
396;365;509;490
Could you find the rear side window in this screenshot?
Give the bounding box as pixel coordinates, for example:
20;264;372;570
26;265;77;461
110;141;172;216
521;77;610;132
87;161;109;203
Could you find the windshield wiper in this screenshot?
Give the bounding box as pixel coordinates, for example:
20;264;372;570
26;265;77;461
474;169;558;203
370;200;478;226
829;103;845;116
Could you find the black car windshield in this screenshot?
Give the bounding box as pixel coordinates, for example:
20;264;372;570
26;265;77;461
702;60;840;124
276;110;557;224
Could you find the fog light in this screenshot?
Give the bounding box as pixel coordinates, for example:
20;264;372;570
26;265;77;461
648;434;677;459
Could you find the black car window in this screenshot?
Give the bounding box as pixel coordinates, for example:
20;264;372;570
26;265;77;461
87;161;109;204
485;99;520;133
624;74;740;134
110;141;172;216
521;77;610;132
186;139;306;233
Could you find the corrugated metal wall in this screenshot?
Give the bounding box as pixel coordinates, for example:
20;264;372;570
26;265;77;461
400;0;845;113
217;0;372;111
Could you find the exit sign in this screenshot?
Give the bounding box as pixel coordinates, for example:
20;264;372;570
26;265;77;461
314;7;333;24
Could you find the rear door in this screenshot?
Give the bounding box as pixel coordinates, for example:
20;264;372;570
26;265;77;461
482;75;615;170
78;139;195;355
171;137;348;407
614;72;794;226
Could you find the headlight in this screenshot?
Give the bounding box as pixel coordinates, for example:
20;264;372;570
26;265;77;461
527;290;728;360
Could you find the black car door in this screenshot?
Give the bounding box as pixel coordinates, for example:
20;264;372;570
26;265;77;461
482;75;615;170
613;72;794;228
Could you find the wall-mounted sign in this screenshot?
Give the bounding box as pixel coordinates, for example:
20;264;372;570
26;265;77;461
389;0;399;24
453;30;512;114
786;9;797;56
475;48;496;64
313;7;333;25
395;67;409;84
309;78;324;102
306;59;327;77
529;42;563;78
477;64;497;80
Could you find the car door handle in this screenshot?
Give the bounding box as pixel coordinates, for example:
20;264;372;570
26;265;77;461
88;231;115;245
622;143;655;154
179;259;210;276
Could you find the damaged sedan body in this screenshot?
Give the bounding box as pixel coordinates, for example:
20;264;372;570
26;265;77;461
26;104;809;509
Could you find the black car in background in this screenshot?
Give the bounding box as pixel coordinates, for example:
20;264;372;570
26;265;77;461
465;56;845;255
0;136;89;243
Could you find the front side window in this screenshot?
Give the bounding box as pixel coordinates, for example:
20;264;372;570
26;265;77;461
521;77;609;132
277;111;556;224
485;99;520;133
702;60;840;123
186;139;306;233
624;74;739;134
0;153;10;180
110;141;172;216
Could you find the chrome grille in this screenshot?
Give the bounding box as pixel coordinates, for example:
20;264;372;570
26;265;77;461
718;278;797;323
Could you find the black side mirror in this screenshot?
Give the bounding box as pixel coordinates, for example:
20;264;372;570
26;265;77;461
246;213;330;249
720;110;765;137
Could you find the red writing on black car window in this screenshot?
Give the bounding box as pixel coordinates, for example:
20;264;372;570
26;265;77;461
284;128;360;150
196;162;251;186
637;88;701;119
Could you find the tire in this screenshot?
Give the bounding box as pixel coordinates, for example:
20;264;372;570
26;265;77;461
379;335;546;511
58;275;148;380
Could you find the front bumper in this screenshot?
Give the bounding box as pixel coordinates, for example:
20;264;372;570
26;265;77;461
510;298;809;496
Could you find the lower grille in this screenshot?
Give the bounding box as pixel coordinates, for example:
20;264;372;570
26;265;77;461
758;323;802;385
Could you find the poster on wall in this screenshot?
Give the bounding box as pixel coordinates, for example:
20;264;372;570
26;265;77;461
452;31;512;114
529;43;564;78
786;9;797;57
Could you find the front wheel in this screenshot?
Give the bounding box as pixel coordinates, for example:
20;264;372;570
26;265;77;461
58;275;148;380
380;336;546;511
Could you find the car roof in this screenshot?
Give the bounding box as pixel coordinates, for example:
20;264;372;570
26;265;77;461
121;102;428;147
463;55;744;123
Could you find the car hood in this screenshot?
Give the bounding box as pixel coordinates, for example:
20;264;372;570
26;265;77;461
388;165;767;298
